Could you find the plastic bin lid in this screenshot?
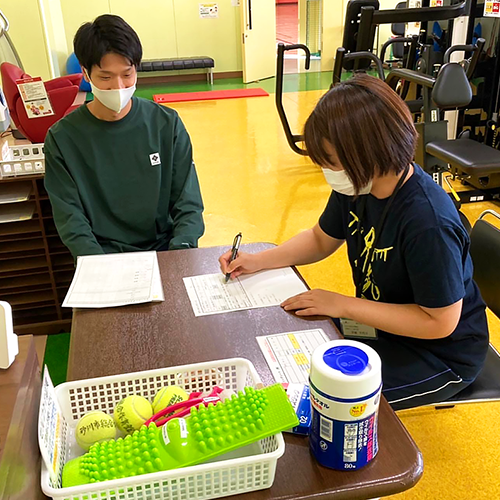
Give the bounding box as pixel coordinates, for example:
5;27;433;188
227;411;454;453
323;346;369;376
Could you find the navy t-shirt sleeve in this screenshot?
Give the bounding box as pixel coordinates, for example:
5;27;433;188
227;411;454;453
318;192;346;239
403;225;467;308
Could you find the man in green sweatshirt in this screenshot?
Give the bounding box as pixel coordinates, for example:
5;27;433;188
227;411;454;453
45;15;204;258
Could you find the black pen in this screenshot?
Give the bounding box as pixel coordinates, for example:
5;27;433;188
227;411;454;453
225;232;242;283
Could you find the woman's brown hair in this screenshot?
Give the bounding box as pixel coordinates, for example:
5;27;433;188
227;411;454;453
304;74;417;193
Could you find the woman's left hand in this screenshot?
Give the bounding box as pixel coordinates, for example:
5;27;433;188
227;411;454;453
281;289;349;317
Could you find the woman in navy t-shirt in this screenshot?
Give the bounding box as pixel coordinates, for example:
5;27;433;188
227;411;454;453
219;74;488;410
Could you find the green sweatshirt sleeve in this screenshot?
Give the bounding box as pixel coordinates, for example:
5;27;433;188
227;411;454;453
44;131;105;258
167;116;205;250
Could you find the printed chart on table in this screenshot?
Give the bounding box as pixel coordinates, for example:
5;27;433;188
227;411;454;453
257;329;330;384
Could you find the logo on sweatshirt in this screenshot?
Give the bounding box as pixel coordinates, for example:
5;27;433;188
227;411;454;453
150;153;161;166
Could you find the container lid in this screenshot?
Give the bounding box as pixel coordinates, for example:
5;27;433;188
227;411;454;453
323;346;368;376
310;340;382;400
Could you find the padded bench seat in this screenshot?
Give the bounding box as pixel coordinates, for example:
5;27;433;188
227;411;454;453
426;139;500;176
138;57;215;83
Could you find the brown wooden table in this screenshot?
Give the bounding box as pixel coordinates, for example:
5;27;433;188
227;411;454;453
0;335;48;500
68;244;423;500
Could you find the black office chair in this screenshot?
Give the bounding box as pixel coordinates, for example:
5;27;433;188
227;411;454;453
434;209;500;407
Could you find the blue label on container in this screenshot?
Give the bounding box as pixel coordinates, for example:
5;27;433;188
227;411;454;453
309;408;379;470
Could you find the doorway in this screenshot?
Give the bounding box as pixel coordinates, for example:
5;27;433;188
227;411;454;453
276;0;322;74
276;0;299;46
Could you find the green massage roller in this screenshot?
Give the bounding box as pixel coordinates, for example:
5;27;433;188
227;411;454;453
62;384;299;487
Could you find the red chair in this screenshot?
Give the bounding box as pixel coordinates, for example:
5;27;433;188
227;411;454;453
1;63;82;143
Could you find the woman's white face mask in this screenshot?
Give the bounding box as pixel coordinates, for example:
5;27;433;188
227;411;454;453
87;74;136;113
322;168;372;196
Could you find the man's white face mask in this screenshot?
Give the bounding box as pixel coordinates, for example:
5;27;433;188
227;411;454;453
87;72;136;113
322;168;372;196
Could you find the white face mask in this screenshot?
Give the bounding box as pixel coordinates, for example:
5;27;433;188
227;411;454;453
88;77;136;113
322;168;372;196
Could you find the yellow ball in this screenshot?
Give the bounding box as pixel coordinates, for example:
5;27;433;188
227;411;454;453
113;395;153;434
152;386;189;414
75;411;116;451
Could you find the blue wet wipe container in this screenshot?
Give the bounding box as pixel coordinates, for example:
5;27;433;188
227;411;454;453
309;340;382;470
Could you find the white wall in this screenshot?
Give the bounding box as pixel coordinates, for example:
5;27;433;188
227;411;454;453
0;0;52;80
38;0;68;77
321;0;347;72
60;0;110;59
60;0;242;73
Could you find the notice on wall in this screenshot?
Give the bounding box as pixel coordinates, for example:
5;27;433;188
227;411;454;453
430;0;443;6
200;3;218;18
485;0;500;17
16;77;54;119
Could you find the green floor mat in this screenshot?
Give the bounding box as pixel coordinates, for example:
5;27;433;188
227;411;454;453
42;332;70;386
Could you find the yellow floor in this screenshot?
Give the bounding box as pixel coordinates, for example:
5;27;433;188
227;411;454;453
165;91;500;500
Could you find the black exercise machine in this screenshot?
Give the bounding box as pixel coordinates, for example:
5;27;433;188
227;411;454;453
383;38;486;186
342;0;380;70
379;2;412;66
276;0;472;155
275;43;311;156
422;40;500;203
276;0;500;204
342;0;470;71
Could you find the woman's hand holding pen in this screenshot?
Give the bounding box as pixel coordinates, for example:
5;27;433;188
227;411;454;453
219;225;344;283
219;251;264;280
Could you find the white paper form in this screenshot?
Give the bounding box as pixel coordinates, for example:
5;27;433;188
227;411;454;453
63;251;164;308
183;267;308;316
256;329;330;384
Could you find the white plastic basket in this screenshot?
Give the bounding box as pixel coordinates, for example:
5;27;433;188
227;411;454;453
41;358;285;500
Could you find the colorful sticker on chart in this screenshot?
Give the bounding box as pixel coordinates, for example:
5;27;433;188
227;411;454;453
288;334;300;349
293;353;309;366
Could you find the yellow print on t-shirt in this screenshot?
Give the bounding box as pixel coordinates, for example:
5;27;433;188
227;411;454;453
349;211;393;301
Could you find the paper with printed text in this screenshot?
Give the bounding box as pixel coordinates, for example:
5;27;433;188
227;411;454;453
63;251;164;308
183;267;308;316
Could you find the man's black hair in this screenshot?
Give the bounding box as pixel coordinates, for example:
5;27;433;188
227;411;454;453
74;14;142;74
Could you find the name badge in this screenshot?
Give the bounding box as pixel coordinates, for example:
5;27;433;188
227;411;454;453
340;318;378;340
